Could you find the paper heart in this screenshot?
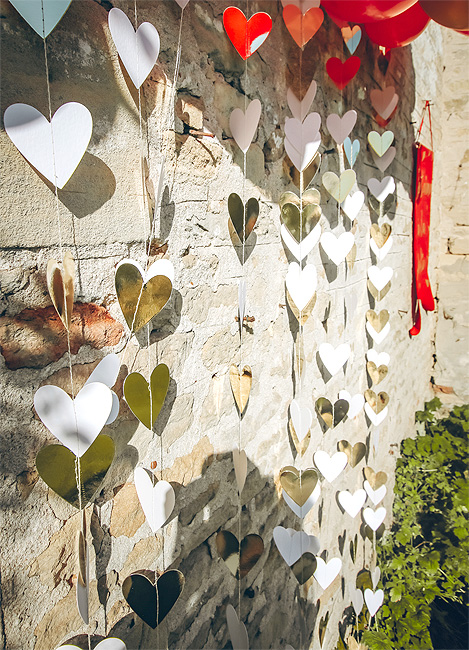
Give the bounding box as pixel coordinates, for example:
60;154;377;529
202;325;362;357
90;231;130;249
318;342;351;376
370;87;399;121
287;80;317;122
320;232;355;266
108;8;160;89
337;440;366;468
372;146;396;172
315;397;349;430
367;361;388;385
343;137;360;168
341;190;364;220
366;309;389;333
283;5;324;48
290;399;313;441
285;262;317;312
223;7;272;60
314;451;348;483
216;531;264;578
77;524;89;624
4;102;92;189
230;449;247;497
124;364;170;430
85;354;120;425
366;320;390;345
10;0;71;37
319;612;329;647
281;0;321;10
364;588;384;616
372;566;381;589
34;383;113;457
364;467;388;490
322;170;356;203
351;588;364;616
228;194;259;242
338;390;364;419
326;110;357;146
291;552;319;585
367;176;395;202
365;403;388;426
230;99;262;153
122;570;184;628
59;640;126;650
370;235;393;261
280;188;321;243
285;113;321;172
47;250;74;330
368;266;393;294
280;466;319;506
368;131;394;157
174;0;190;7
342;25;362;54
36;434;115;508
281;223;321;261
370;222;392;246
282;483;320;518
338;489;366;518
364;480;386;505
273;526;320;566
226;604;249;650
326;56;360;90
134;468;175;533
230;365;252;415
314;557;342;590
364;389;389;413
363;507;386;532
367;350;390;367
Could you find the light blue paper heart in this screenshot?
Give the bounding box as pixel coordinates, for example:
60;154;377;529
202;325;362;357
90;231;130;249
10;0;72;38
345;27;362;55
343;137;360;168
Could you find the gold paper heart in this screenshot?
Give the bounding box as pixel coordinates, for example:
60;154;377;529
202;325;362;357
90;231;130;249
356;568;373;591
228;193;259;242
350;533;358;564
280;189;321;243
279;466;318;506
364;466;388;490
47;250;75;330
315;397;349;431
319;612;330;647
367;361;388;385
216;531;264;579
115;262;172;332
370;223;392;248
36;434;115;508
286;152;321;189
123;364;170;430
122;569;184;628
291;553;317;585
338;440;366;468
367;279;391;301
366;309;389;332
364;390;389;413
322;170;356;203
229;364;252;416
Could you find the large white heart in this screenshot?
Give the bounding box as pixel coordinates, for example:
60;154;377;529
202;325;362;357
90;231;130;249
326;110;357;145
366;321;390;345
367;349;390;367
370;235;393;261
365;403;388;426
314;451;348;483
290;399;313;441
230;99;262;153
134;467;175;533
226;604;249;650
4;102;92;189
364;588;384;617
59;641;126;650
341;191;364;221
364;480;386;506
338;489;366;518
281;223;321;262
314;557;342;590
363;506;386;531
284;113;321;172
10;0;71;38
108;8;160;89
285;262;317;312
34;382;113;457
287;80;317;122
320;232;355;266
367;266;393;292
351;588;364;616
367;176;395;202
273;526;320;566
338;390;364;419
282;483;320;518
85;354;121;425
318;342;351;376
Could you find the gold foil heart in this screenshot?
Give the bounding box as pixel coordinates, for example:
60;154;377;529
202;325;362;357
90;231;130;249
291;553;317;585
228;194;259;242
356;568;373;591
315;397;349;431
47;250;75;330
367;279;391;301
338;440;366;468
280;189;321;243
364;390;389;413
229;364;252;416
366;309;389;332
216;531;264;579
286;152;322;189
115;261;172;332
122;569;184;628
123;364;170;430
367;361;388;385
319;612;330;647
370;223;392;248
350;533;358;564
279;466;318;506
364;466;388;490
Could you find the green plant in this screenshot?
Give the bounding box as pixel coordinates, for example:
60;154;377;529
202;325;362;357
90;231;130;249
362;398;469;650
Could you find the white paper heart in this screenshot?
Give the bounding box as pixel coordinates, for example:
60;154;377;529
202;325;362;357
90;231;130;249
338;391;364;419
368;131;394;157
372;146;396;173
284;113;321;172
351;588;364;616
287;80;317;122
363;506;386;531
320;232;355;266
364;480;386;506
314;557;342;590
238;279;247;326
273;526;320;566
290;399;313;441
233;449;247;494
226;604;249;650
318;342;351;376
367;350;390;367
343;137;360;168
59;641;126;650
323;170;356;203
341;191;364;221
367;176;395;202
314;451;348;483
174;0;191;8
367;266;393;292
364;588;384;617
108;8;160;89
230;99;262;153
282;483;320;518
4;102;92;189
326;110;357;145
370;86;398;120
370;235;393;261
285;262;317;312
365;403;388;426
10;0;71;38
34;383;113;457
285;138;320;173
338;489;366;518
366;321;390;345
85;354;121;425
281;223;321;262
372;567;381;589
134;467;175;533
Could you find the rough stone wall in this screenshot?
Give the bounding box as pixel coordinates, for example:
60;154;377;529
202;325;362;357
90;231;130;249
0;2;446;649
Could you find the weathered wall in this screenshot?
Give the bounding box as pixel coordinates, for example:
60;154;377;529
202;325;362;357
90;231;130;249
0;2;446;649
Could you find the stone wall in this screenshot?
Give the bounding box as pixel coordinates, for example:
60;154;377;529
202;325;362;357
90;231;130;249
0;2;448;649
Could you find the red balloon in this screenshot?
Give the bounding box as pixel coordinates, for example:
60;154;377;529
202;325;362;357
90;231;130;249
419;0;469;31
365;2;430;48
455;29;469;36
321;0;417;23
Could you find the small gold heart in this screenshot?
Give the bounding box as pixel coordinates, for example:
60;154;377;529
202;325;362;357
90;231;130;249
367;279;391;301
291;553;317;585
124;364;170;430
364;390;389;413
338;440;366;468
228;194;259;243
280;189;321;243
279;466;318;506
286;152;322;189
122;569;184;628
364;466;388;489
367;361;388;385
315;397;349;431
229;364;252;415
216;531;264;579
366;309;389;332
370;223;392;248
47;250;75;330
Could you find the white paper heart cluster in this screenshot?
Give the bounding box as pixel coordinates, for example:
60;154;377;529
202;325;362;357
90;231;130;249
285;81;321;172
273;526;320;566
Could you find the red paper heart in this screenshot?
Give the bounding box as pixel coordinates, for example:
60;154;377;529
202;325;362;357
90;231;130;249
223;6;272;60
283;5;324;48
326;56;361;90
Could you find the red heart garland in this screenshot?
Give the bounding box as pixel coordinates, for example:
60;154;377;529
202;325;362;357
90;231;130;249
283;5;324;48
326;56;361;90
223;6;272;60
